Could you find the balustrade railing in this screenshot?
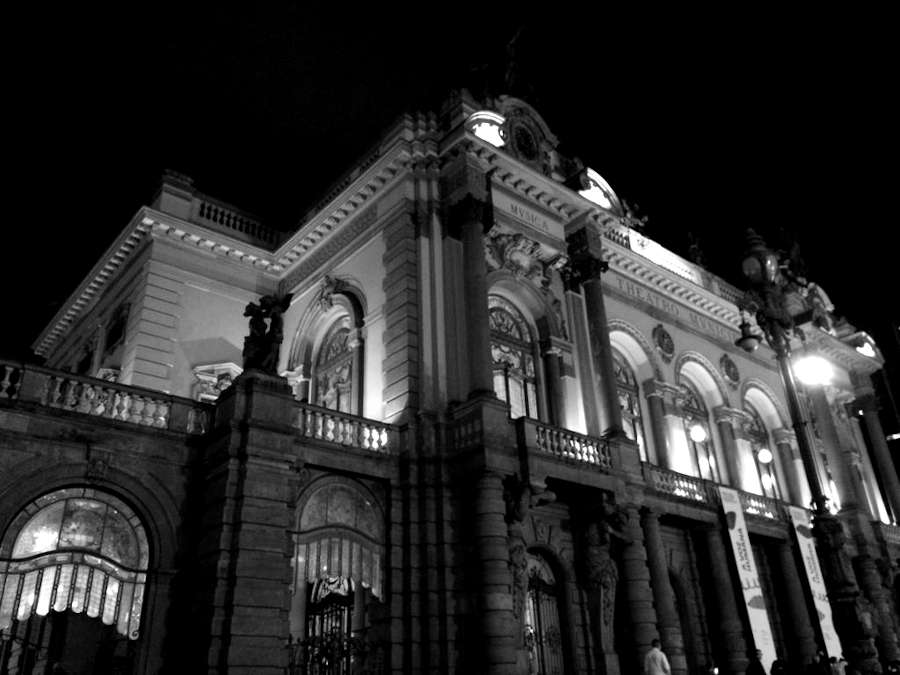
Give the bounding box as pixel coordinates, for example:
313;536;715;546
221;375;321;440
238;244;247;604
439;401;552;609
0;360;210;435
740;491;784;521
643;464;711;503
293;402;395;454
533;422;611;470
194;195;281;247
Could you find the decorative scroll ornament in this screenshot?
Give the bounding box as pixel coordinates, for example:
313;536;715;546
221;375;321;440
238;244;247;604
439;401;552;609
652;324;675;364
720;354;740;389
316;275;347;312
485;229;551;288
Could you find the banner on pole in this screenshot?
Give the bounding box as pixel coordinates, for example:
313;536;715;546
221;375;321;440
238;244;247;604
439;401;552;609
718;487;777;670
787;505;843;658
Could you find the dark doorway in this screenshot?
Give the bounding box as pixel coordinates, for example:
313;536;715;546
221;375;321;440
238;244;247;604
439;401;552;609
0;611;135;675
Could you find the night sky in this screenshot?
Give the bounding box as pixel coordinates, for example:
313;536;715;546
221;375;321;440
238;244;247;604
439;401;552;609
6;7;897;396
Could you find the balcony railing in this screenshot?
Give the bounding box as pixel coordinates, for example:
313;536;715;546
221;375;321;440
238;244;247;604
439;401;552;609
533;422;612;470
643;464;711;503
0;360;210;435
740;491;784;521
293;402;396;454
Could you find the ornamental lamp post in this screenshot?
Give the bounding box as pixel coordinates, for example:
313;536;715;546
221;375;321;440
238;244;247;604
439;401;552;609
735;228;881;673
735;228;829;514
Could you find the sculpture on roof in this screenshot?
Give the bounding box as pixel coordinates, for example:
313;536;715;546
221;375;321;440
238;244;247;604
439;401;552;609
242;294;293;374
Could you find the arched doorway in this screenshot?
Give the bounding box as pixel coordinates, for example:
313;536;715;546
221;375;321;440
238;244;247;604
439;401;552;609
0;488;150;674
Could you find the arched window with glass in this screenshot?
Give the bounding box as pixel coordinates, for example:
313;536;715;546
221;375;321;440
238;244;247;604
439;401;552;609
313;317;357;414
489;295;539;420
524;552;566;675
745;406;781;499
612;350;647;461
680;383;720;482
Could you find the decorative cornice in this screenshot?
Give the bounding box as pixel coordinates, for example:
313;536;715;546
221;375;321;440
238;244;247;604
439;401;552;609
32;212;154;356
802;326;883;376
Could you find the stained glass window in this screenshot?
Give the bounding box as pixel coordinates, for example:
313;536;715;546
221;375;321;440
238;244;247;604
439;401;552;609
613;351;647;461
0;488;149;639
489;295;538;420
314;318;355;414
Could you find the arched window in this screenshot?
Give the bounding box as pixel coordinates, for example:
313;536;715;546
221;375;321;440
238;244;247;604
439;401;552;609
746;407;781;499
613;351;647;461
313;316;357;414
680;383;720;482
290;481;385;674
524;552;565;675
0;488;149;640
489;295;539;420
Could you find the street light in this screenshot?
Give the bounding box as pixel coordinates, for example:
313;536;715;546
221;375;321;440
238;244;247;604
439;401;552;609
735;229;880;673
735;229;829;514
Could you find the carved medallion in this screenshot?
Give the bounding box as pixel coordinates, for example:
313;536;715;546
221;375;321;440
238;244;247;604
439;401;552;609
652;324;675;364
720;354;740;389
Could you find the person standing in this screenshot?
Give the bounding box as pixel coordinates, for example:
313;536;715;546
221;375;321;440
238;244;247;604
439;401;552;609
644;638;671;675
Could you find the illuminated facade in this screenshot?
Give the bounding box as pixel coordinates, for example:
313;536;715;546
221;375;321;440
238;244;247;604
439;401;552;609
1;91;899;674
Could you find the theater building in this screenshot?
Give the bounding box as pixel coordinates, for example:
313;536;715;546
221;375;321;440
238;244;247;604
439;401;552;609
1;91;898;674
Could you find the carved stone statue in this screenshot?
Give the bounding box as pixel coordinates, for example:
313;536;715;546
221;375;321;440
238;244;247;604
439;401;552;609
242;294;293;375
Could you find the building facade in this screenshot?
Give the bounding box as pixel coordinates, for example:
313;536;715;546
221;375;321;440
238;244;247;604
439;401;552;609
1;91;899;674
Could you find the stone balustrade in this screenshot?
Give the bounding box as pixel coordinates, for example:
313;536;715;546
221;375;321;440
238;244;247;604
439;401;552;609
643;464;711;503
293;402;396;454
193;195;281;247
0;360;210;435
516;419;611;470
740;491;784;521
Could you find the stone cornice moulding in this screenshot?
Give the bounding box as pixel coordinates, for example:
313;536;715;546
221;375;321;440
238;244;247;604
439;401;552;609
274;141;416;269
802;326;883;377
32;210;155;356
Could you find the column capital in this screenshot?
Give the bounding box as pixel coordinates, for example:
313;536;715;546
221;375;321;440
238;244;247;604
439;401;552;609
772;427;797;445
642;379;679;401
562;226;608;290
712;405;749;427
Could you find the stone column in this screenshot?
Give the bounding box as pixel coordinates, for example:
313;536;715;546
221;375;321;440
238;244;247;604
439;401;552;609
855;554;900;663
777;540;817;667
475;471;517;673
713;406;743;489
641;509;687;673
773;428;807;506
808;386;861;510
454;195;494;397
620;507;659;670
541;342;563;427
566;226;622;437
644;380;672;468
349;329;364;414
704;526;749;675
855;393;900;521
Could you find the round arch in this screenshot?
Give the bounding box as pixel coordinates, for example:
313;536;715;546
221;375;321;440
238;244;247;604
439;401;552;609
741;379;790;429
674;351;730;408
288;277;366;371
609;319;662;382
487;270;565;342
293;475;385;599
0;486;152;641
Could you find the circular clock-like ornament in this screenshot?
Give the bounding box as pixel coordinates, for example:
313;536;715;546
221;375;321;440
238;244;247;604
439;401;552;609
652;324;675;364
720;354;740;389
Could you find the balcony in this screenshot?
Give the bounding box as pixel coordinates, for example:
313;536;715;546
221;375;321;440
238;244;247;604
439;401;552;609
516;418;612;471
0;360;211;435
293;402;397;455
642;463;787;522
